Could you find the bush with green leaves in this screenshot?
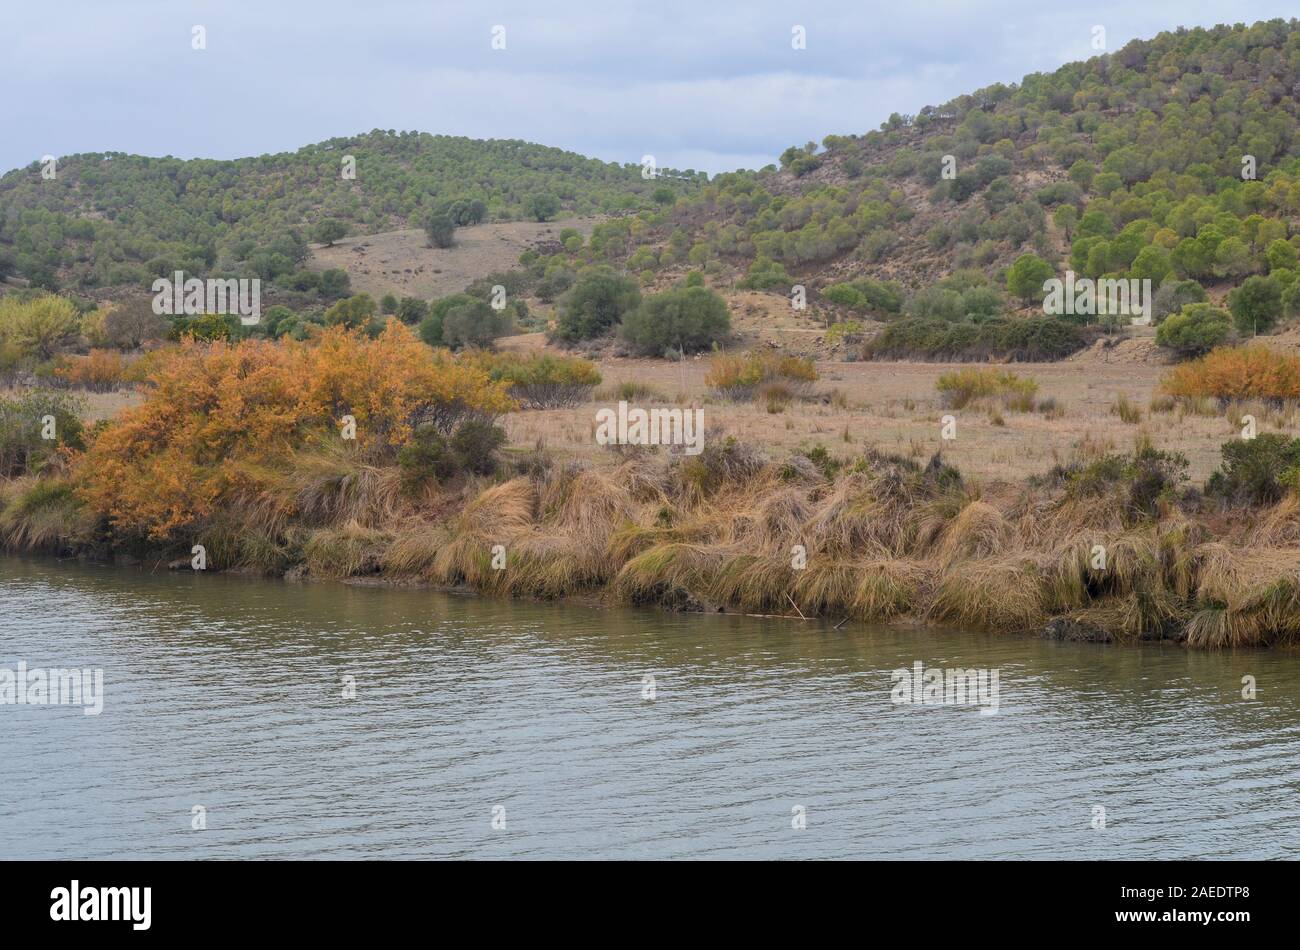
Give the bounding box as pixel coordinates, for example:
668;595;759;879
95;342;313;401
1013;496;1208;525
311;219;347;247
525;194;561;222
554;269;642;342
1155;303;1233;358
620;285;731;355
464;351;601;408
398;416;507;487
425;212;456;249
1005;253;1056;305
0;294;80;360
440;299;512;349
396;297;429;325
1229;275;1284;336
1206;434;1300;506
324;294;378;329
1152;279;1207;323
865;316;1085;362
0;389;85;477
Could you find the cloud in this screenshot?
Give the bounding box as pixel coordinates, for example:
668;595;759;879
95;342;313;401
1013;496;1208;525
1;0;1295;174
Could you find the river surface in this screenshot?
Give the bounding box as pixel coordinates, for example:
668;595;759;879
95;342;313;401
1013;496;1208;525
2;555;1299;859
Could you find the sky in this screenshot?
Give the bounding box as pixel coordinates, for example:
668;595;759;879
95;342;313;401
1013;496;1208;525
3;0;1296;176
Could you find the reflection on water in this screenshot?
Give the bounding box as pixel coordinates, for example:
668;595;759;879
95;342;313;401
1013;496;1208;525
2;556;1299;859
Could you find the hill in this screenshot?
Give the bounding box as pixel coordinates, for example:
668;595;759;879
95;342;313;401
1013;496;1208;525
0;130;701;297
516;18;1300;360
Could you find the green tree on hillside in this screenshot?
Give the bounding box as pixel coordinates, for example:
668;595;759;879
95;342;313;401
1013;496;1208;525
425;213;456;249
1005;254;1055;306
311;219;347;247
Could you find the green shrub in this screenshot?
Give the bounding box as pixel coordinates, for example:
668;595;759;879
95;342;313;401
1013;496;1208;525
865;317;1085;362
1206;434;1300;506
398;417;507;487
620;285;731;355
554;269;642;341
0;390;86;477
1155;303;1233;358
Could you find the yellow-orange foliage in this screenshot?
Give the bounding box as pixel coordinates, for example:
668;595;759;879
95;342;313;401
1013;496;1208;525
55;349;131;390
76;323;514;540
1160;345;1300;402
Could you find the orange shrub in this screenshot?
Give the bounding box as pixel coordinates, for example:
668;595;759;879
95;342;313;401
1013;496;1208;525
76;323;515;540
1160;345;1300;403
54;349;131;390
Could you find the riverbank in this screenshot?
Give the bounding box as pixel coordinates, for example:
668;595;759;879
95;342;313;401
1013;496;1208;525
5;325;1300;649
8;434;1300;649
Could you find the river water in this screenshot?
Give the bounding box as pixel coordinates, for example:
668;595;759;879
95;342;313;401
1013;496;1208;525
2;555;1299;859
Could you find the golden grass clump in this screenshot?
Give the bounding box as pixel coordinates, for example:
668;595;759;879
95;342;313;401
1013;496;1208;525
705;350;818;400
431;478;536;589
611;541;727;607
935;367;1039;411
302;520;392;578
933;500;1008;568
929;557;1045;631
0;477;95;551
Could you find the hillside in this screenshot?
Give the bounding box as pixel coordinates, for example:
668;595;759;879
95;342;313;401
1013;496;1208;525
0;130;701;296
516;18;1300;360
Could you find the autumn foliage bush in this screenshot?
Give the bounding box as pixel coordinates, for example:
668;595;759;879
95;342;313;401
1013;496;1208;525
54;349;133;391
75;323;514;540
1160;346;1300;403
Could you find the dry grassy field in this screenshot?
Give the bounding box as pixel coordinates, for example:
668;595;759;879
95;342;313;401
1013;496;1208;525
307;218;598;301
503;346;1293;485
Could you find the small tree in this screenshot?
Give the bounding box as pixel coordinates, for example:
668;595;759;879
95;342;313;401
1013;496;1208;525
1005;254;1056;306
425;213;456;249
324;294;377;330
1229;275;1283;337
396;297;429;326
441;299;511;349
380;294;398;315
525;194;560;222
311;219;347;247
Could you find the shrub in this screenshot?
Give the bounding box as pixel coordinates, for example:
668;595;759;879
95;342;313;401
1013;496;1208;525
738;257;792;291
0;389;85;477
705;350;817;400
620;285;731;355
0;294;80;359
441;299;512;349
554;269;641;342
75;323;514;540
1005;253;1055;304
1206;435;1300;506
425;212;455;248
936;367;1039;410
396;297;429;326
1058;444;1188;522
1155;303;1232;358
398;417;507;487
102;299;169;349
1152;279;1207;323
462;351;601;408
54;349;132;391
324;294;378;329
1161;346;1300;404
865;317;1085;362
1228;275;1283;336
